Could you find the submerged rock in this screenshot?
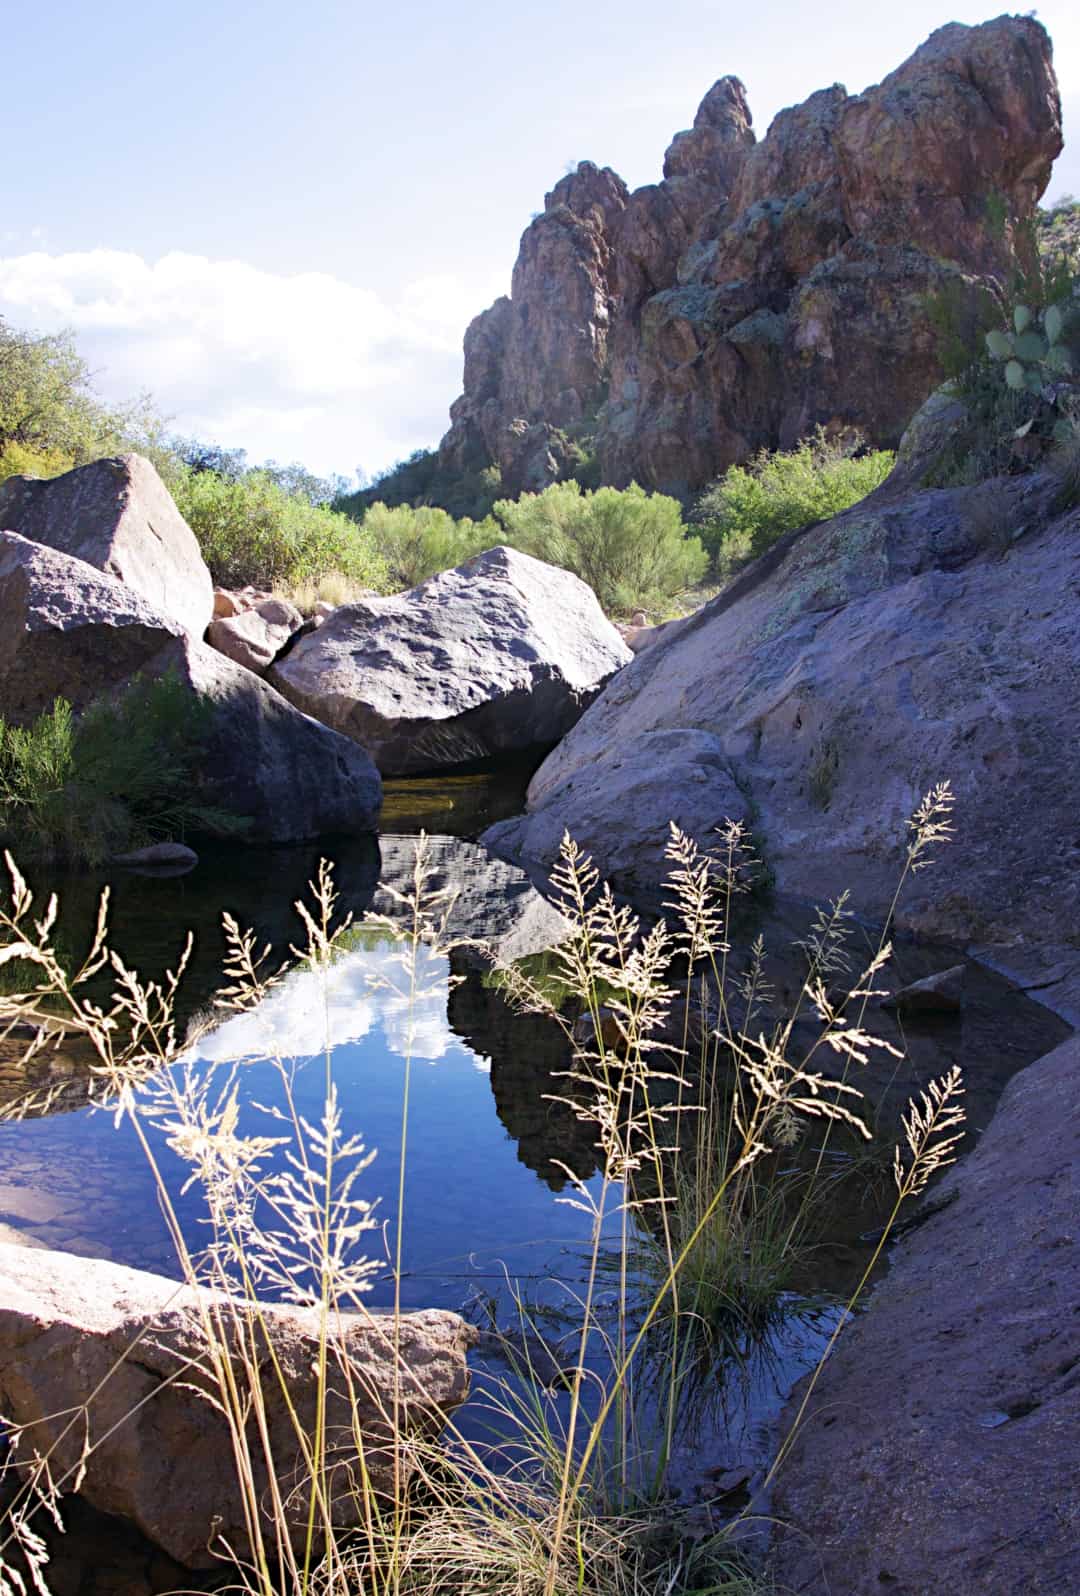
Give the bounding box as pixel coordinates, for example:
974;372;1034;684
484;470;1080;952
374;833;572;966
270;546;631;776
0;454;213;636
110;841;199;874
0;1243;474;1569
883;964;965;1015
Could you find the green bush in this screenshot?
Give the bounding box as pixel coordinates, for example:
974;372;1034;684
0;318;171;480
171;466;390;592
692;430;895;579
491;480;707;613
0;676;244;866
359;501;496;590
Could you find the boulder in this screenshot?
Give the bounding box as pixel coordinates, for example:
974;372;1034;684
772;1032;1080;1595
206;596;302;675
484;469;1080;952
148;635;383;842
0;1243;474;1569
270;546;631;776
0;532;382;843
0;532;186;722
0;455;213;636
439;17;1062;495
486;728;749;903
212;587;243;618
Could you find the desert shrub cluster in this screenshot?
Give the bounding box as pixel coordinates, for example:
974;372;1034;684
0;675;243;865
690;429;895;579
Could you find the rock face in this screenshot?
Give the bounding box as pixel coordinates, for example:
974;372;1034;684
0;531;382;843
439;17;1061;496
484;468;1080;953
0;455;214;636
0;1243;473;1569
772;1032;1080;1595
270;546;631;776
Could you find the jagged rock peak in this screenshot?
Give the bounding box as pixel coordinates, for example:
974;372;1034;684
438;15;1061;498
544;161;629;220
663;75;755;180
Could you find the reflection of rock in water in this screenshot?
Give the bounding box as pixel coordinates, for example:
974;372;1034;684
375;834;571;966
0;837;382;1120
448;951;598;1191
0;1033;100;1120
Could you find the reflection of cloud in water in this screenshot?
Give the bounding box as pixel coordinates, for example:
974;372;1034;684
192;942;476;1067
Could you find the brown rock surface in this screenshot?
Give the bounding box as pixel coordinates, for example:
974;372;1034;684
439;17;1061;496
0;1243;474;1569
771;1031;1080;1595
0;454;214;636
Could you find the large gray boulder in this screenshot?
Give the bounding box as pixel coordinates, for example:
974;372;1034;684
0;453;213;636
0;532;382;843
269;546;632;776
0;1243;473;1568
0;531;185;719
484;472;1080;955
772;1031;1080;1595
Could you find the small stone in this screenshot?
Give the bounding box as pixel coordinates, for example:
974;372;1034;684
883;965;966;1015
110;841;199;873
212;587;242;619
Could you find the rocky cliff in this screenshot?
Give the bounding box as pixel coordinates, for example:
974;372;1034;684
439;16;1062;498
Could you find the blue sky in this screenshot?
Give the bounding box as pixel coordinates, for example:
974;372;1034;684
2;0;1077;479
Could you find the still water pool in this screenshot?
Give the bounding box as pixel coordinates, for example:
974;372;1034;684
0;766;1071;1516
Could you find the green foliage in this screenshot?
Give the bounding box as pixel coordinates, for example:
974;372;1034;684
492;480;706;613
0;676;245;866
692;430;894;579
0;318;171;482
338;446;505;522
171;465;390;592
358;501;496;590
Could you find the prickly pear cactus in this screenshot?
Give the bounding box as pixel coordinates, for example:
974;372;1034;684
985;300;1076;440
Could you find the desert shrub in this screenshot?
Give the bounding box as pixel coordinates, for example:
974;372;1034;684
171;466;390;592
492;480;707;613
0;676;244;865
692;430;895;579
359;500;497;589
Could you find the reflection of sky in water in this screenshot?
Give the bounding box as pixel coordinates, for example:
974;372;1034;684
192;942;489;1073
0;938;604;1314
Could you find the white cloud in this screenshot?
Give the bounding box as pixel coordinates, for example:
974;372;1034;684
0;249;506;477
190;941;482;1069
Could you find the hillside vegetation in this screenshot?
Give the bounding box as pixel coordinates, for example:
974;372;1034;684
0;313;896;615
